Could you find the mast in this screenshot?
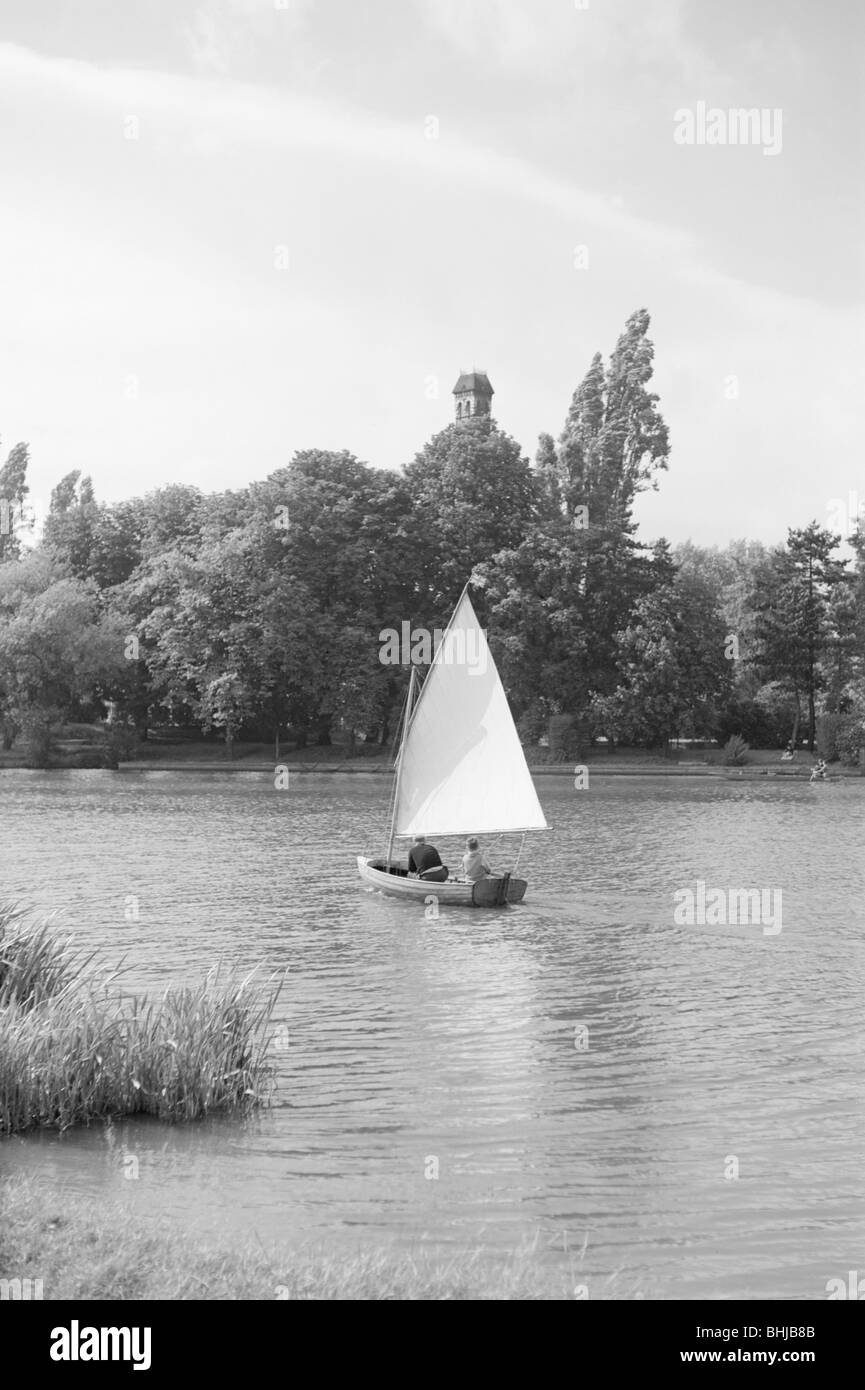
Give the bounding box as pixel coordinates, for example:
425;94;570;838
386;665;417;870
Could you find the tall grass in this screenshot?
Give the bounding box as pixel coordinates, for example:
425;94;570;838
0;904;99;1007
0;904;282;1136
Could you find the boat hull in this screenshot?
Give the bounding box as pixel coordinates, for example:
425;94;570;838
357;856;527;906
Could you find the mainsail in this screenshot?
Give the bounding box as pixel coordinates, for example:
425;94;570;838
392;590;548;837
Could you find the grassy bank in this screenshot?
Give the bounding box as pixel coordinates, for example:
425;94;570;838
0;1176;589;1300
0;906;280;1136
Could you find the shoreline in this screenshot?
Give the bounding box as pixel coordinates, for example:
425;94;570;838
274;762;858;779
127;756;860;779
0;759;858;779
0;1176;586;1301
112;766;858;779
2;743;860;779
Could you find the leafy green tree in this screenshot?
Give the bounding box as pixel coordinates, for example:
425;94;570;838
137;538;259;752
480;308;673;742
750;523;848;750
113;549;192;738
534;432;561;516
265;450;419;743
841;519;865;694
475;519;593;728
0;552;129;753
556;350;606;521
673;540;769;683
139;484;204;556
589;562;732;750
404;416;537;612
199;671;254;759
0;442;30;562
42;471;101;577
555;310;669;529
85;501;143;589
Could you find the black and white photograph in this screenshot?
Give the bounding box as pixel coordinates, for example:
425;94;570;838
0;0;863;1343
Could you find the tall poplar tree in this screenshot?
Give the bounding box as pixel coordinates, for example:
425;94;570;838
0;441;30;562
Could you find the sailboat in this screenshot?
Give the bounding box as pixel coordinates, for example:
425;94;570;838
357;586;547;906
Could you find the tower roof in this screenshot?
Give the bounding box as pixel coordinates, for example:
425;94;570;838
452;371;494;396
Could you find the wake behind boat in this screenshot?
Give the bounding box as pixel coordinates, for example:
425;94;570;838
357;585;547;907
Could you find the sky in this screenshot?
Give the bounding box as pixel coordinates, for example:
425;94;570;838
0;0;862;546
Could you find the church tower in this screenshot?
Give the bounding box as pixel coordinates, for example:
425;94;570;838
453;370;493;421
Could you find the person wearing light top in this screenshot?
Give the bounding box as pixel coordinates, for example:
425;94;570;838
461;836;490;883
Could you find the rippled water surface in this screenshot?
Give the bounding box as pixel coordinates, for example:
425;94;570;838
2;769;863;1298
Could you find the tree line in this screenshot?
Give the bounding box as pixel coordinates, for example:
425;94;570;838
1;308;863;765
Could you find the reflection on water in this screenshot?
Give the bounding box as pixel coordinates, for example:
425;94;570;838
1;769;864;1297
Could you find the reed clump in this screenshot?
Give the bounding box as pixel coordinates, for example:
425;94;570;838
0;904;281;1136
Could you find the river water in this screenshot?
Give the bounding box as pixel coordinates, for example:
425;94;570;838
1;769;863;1298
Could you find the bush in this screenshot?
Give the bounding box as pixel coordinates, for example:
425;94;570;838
838;724;865;767
723;734;750;766
816;713;843;762
547;713;588;761
516;702;547;746
1;707;20;750
105;722;139;765
822;710;865;768
20;709;56;768
715;693;792;748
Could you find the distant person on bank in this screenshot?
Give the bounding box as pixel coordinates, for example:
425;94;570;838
408;836;448;881
462;837;490;883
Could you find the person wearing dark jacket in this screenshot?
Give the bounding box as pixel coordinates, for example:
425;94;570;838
408;836;447;881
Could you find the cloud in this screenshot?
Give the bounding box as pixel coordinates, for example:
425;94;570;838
183;8;233;76
181;0;314;75
0;39;858;350
0;40;692;257
416;0;546;71
414;0;704;81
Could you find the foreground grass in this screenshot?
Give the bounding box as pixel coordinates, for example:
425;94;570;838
0;1177;584;1300
0;905;281;1136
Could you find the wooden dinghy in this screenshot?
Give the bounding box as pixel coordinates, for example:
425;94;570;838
357;584;546;908
357;856;528;906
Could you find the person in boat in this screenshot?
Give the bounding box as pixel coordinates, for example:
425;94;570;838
810;758;827;782
408;836;448;881
461;836;490;883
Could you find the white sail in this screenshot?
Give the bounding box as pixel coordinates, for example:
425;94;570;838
393;590;548;837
